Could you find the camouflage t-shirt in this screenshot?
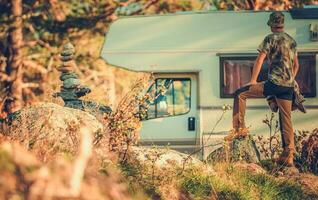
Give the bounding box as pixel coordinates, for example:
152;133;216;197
258;32;297;87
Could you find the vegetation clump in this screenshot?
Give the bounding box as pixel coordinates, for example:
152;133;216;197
300;128;318;174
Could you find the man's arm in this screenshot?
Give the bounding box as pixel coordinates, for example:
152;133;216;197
247;52;267;85
293;52;299;79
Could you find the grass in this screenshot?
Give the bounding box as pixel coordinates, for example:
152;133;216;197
180;166;252;200
176;162;312;200
242;173;305;200
181;169;214;200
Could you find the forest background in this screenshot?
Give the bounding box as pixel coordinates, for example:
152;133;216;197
0;0;317;117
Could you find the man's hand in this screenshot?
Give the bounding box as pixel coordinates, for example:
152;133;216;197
244;80;258;86
293;52;299;79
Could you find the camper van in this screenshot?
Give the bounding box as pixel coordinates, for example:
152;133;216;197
101;8;318;159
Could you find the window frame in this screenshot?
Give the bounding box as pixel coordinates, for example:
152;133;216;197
219;53;317;98
145;77;192;120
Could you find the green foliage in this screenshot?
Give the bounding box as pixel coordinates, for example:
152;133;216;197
242;172;305;200
181;169;214;199
180;166;252;200
119;157;163;199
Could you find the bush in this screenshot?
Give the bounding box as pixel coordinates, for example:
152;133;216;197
301;128;318;174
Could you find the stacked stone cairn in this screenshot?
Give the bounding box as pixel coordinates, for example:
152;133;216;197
54;42;111;114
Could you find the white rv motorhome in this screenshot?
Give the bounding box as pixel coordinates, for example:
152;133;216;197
101;8;318;159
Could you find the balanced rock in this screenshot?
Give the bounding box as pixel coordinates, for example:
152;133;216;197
62;78;81;89
54;42;111;114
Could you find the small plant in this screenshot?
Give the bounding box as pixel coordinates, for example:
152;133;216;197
104;75;153;162
257;113;281;160
300;128;318;174
256;114;316;174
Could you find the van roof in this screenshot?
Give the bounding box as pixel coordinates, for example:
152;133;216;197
101;10;318;71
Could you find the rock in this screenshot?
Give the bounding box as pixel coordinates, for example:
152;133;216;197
60;72;78;81
230;135;261;163
207;135;260;163
60;49;75;57
131;146;202;168
62;60;77;68
55;89;78;100
58;66;74;73
63;42;75;51
2;103;104;155
60;54;74;62
74;87;91;98
233;161;266;174
280;166;299;175
206;144;227;163
53;42;111;115
63;78;81;89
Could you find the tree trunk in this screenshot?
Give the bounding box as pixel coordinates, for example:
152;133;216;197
5;0;24;113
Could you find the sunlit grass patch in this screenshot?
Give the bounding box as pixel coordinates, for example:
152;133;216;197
241;172;305;200
181;168;215;199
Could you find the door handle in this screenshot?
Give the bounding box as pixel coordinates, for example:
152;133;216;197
188;117;195;131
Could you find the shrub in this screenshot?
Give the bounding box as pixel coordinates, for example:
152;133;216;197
301;128;318;174
103;75;153;162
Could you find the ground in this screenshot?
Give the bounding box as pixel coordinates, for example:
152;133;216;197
0;102;317;200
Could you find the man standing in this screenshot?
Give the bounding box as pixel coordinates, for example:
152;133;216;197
225;11;299;167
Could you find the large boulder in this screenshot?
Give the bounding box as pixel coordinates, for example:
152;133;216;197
130;146;216;176
1;103;104;157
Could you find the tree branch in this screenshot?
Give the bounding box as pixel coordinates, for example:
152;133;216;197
23;60;48;74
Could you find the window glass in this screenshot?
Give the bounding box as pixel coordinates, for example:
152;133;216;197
145;78;191;119
295;55;316;97
156;79;174;118
221;55;316;98
174;80;191;115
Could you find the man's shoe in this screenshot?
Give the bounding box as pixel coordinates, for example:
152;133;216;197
224;129;238;141
275;149;294;167
236;127;249;139
224;128;249;141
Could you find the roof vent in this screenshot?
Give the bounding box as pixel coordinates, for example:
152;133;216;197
310;24;318;41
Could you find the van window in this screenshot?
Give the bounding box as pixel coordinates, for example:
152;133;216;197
145;78;191;119
220;54;316;98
